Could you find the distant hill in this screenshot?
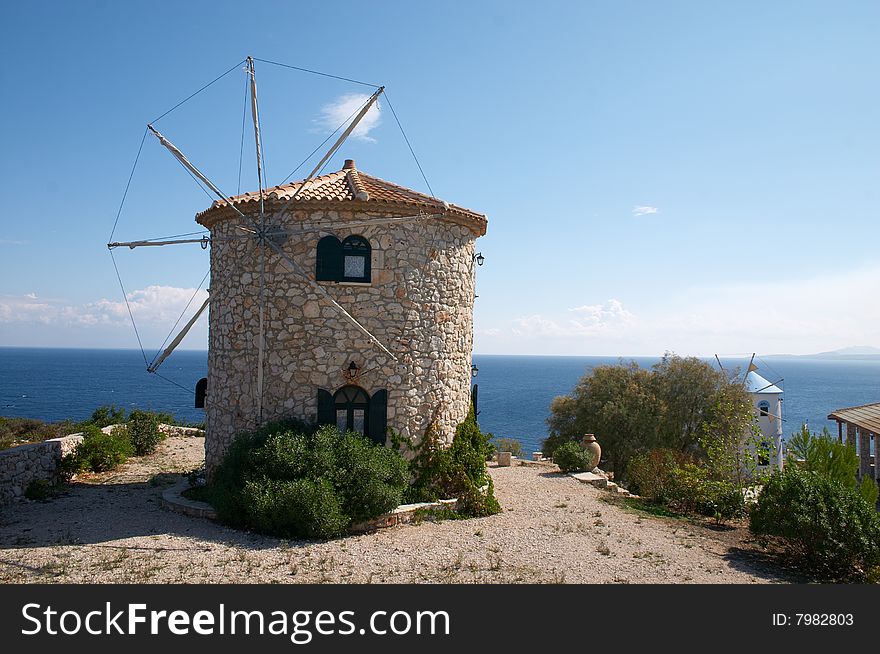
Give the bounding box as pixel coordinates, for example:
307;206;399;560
766;346;880;360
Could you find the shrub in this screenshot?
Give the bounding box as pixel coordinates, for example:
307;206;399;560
859;476;879;508
553;441;593;474
207;422;409;539
665;463;745;523
126;410;165;456
626;448;692;502
69;424;134;472
85;405;126;428
788;426;859;486
402;406;501;517
242;478;348;540
0;416;75;450
492;437;524;458
750;467;880;579
24;479;53;501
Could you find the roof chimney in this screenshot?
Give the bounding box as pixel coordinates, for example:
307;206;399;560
343;159;355;170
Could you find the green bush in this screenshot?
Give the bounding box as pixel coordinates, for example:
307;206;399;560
126;410;165;456
68;424;134;473
242;478;348;540
207;422;409;540
788;426;859;485
859;476;879;508
665;463;745;523
402;406;501;517
626;448;692;502
0;416;75;450
750;467;880;579
552;441;593;474
85;405;126;429
24;479;53;501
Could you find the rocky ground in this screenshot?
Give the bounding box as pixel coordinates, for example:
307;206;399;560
0;436;795;583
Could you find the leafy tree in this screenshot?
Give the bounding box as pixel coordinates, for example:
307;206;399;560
699;382;766;487
651;353;729;452
544;362;662;479
544;355;760;483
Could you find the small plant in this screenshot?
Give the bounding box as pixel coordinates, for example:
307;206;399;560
626;448;692;503
66;424;134;473
400;406;501;518
492;437;524;458
84;405;126;429
552;441;593;473
859;476;879;508
663;463;745;523
24;479;53;501
126;410;165;456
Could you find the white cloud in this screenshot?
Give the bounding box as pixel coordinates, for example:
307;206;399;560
316;93;382;142
632;205;659;216
0;239;27;245
0;286;209;329
511;299;635;338
479;265;880;356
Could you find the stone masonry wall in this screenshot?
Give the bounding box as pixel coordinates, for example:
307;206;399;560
205;206;478;473
0;434;83;505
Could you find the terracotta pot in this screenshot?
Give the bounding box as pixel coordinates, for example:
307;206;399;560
582;434;601;470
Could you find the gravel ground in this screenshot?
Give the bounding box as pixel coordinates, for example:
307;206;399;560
0;436;789;584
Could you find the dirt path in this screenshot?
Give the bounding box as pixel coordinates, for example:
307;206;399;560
0;436;789;583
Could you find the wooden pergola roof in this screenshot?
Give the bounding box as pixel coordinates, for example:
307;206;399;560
827;402;880;435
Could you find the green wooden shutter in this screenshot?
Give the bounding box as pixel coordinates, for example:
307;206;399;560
316;236;343;281
368;389;388;445
317;389;334;425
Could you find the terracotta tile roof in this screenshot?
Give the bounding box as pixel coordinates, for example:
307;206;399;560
828;402;880;435
196;159;487;235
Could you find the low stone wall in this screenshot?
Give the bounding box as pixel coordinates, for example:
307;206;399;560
0;434;83;505
0;423;204;506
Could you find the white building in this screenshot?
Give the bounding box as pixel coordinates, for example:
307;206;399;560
745;370;784;470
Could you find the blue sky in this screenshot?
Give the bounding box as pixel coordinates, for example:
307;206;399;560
1;1;879;356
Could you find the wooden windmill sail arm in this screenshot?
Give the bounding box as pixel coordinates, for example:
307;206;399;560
108;237;211;249
107;232;260;249
247;56;266;217
264;238;398;361
147;296;210;373
147;124;250;222
277;86;384;215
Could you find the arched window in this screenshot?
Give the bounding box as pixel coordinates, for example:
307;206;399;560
758;400;770;417
315;234;371;283
341;235;371;282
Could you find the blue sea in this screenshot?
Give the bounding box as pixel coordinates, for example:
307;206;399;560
1;348;878;453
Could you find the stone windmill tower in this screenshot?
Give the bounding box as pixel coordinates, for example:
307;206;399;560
106;57;487;476
196;158;487;473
